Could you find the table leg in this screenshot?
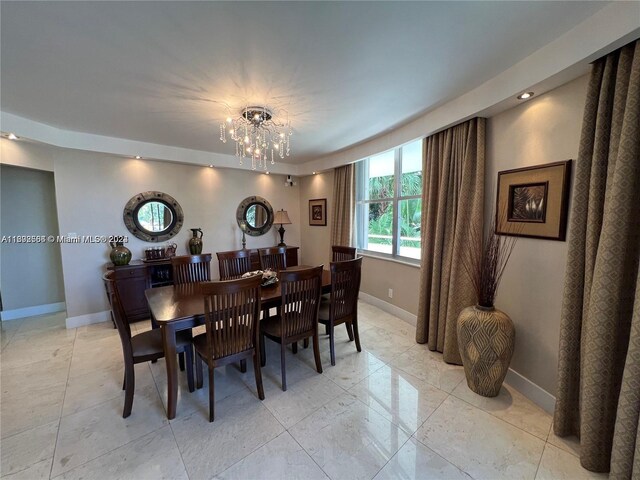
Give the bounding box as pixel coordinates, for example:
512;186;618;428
161;324;179;420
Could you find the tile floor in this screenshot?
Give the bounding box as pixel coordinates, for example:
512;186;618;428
0;302;607;480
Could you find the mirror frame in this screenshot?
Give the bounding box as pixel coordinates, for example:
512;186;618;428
236;195;274;236
123;191;184;242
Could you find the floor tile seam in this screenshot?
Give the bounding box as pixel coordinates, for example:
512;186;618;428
410;430;477;480
384;361;450;393
284;426;334;480
166;416;192;480
1;456;54;479
448;389;551;442
267;376;347;431
533;442;550;479
49;327;78;480
370;432;414;480
48;423;170;480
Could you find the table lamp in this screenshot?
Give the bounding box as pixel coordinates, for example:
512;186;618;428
273;209;292;246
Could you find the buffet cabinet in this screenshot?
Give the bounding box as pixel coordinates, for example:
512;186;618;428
106;246;299;324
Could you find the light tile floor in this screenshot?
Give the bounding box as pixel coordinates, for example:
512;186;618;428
0;303;607;480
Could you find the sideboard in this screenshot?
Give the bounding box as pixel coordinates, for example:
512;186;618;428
106;246;299;324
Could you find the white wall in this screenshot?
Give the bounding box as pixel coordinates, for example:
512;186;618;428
486;74;588;395
0;164;65;311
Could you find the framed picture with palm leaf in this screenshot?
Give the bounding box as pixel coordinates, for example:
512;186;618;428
496;160;572;240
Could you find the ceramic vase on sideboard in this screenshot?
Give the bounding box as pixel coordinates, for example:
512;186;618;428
457;305;515;397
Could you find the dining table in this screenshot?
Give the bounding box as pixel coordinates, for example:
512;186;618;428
145;267;332;419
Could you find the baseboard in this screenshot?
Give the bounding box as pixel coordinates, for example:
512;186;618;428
0;302;66;321
358;292;417;327
65;310;111;329
505;368;556;414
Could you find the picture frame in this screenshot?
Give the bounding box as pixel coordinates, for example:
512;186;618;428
309;198;327;226
496;160;572;241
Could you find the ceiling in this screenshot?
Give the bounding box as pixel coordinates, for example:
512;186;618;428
1;1;608;164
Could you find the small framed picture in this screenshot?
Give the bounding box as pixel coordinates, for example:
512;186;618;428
496;160;572;240
309;198;327;226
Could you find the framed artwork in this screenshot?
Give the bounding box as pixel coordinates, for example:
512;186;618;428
496;160;572;240
309;198;327;226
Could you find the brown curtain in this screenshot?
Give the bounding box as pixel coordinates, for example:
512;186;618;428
331;164;354;247
553;39;640;477
415;118;485;364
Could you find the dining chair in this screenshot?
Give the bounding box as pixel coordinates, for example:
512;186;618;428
258;247;287;272
106;277;194;418
171;254;212;285
194;275;265;422
102;271;116;329
332;245;357;261
217;249;252;280
318;257;363;365
260;266;324;391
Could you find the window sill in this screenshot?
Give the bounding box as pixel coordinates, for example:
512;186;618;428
357;251;421;269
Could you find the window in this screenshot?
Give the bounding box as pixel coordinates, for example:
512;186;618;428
354;139;423;261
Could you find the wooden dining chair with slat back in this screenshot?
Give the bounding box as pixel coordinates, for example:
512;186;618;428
332;245;357;262
171;254;212;285
260;266;324;391
194;275;265;421
102;271;116;329
258;247;287;272
106;277;194;418
217;249;252;280
318;257;363;365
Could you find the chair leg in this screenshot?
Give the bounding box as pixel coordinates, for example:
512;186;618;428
179;352;185;371
253;352;265;400
240;359;247;373
280;342;287;391
185;347;195;393
303;338;309;349
260;333;267;367
329;323;336;366
122;371;126;390
353;318;362;352
292;342;298;354
325;324;330;335
123;362;135;418
195;355;204;389
312;334;323;374
208;365;215;422
346;322;354;341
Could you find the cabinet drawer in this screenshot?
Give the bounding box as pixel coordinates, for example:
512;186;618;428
113;267;147;280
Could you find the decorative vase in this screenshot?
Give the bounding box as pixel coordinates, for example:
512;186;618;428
109;241;132;266
457;305;515;397
188;228;203;255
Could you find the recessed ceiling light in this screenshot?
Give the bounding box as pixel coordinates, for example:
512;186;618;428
265;171;270;175
208;164;214;168
134;155;142;159
7;133;18;140
312;171;317;175
517;92;534;100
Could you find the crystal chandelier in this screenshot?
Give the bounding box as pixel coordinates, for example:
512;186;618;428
219;106;292;170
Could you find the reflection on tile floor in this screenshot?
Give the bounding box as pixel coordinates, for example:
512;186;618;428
0;305;603;479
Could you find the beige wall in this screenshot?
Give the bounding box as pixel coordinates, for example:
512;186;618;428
0;164;65;310
299;171;333;268
486;74;588;395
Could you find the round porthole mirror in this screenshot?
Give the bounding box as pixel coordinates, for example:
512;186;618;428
123;191;184;242
236;196;274;236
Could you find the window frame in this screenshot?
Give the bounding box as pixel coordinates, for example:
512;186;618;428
354;140;423;264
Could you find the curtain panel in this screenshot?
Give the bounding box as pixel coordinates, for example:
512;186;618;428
415;117;485;364
553;39;640;477
331;164;354;247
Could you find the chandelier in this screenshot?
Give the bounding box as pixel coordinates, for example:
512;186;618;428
219;106;292;170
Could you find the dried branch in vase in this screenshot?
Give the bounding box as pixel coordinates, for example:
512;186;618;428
462;207;521;308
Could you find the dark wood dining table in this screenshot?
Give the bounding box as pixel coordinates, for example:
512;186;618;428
145;267;331;419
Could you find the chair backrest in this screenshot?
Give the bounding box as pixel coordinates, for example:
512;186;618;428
217;249;252;280
329;257;362;322
171;254;212;285
332;246;357;262
105;276;134;358
259;247;287;272
200;275;262;359
103;271;116;325
279;266;323;340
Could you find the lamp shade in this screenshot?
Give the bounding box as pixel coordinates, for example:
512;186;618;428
274;209;292;225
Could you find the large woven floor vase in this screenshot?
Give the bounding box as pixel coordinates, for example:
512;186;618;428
457;305;515;397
